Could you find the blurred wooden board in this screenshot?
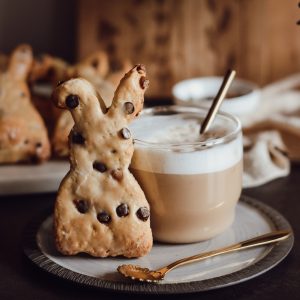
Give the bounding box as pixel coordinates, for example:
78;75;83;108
77;0;300;97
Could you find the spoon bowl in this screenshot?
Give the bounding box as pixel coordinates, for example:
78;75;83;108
117;265;165;282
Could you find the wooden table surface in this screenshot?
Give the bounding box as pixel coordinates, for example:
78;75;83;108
0;162;299;299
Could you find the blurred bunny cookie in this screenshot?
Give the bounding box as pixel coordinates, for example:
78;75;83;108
52;65;152;257
30;54;69;85
0;45;51;163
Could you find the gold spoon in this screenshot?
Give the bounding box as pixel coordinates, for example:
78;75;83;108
200;69;236;134
117;229;291;283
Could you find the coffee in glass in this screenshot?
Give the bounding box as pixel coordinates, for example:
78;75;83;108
130;106;243;243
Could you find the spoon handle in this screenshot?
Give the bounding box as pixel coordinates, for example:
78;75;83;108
160;230;291;274
200;69;236;134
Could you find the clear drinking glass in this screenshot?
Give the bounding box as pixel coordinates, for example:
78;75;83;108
130;106;243;243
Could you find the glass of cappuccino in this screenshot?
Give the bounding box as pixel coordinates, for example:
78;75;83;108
130;106;243;243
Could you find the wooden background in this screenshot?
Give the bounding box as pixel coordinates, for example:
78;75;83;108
0;0;76;61
78;0;300;97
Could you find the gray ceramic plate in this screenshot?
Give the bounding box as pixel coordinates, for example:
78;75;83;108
23;196;294;294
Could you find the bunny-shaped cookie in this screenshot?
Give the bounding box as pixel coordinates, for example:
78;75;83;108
0;44;50;163
52;65;152;257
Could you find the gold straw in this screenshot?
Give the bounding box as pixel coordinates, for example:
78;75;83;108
200;69;236;135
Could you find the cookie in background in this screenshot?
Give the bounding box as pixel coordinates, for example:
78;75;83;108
0;44;51;164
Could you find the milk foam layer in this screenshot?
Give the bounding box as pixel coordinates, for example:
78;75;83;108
130;114;243;174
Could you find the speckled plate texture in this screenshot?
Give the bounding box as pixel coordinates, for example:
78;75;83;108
23;195;294;294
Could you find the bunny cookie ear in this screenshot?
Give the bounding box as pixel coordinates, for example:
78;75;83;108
68;51;109;80
108;64;149;122
81;51;109;77
7;44;33;81
52;78;106;124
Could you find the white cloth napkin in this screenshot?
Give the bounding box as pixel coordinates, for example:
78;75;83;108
241;74;300;188
243;131;290;188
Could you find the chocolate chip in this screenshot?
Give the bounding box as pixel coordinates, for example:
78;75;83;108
24;139;29;144
97;211;111;224
136;207;150;221
74;199;89;214
136;64;146;74
124;102;134;114
20;92;26;97
93;161;107;173
120;127;131;139
71;131;85;144
139;76;149;89
116;203;129;217
111;169;123;181
35;142;42;148
66;94;79;109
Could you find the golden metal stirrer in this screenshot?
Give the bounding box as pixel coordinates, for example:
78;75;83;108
200;69;236;135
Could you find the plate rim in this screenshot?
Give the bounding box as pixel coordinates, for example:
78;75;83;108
22;196;294;294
